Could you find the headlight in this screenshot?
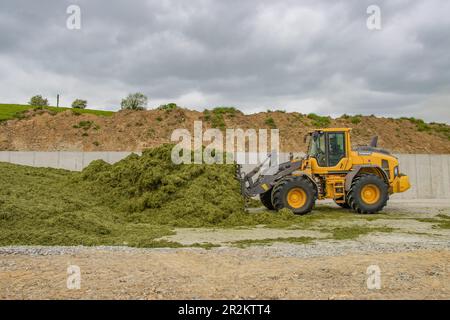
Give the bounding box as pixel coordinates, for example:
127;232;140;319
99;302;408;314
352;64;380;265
394;166;399;177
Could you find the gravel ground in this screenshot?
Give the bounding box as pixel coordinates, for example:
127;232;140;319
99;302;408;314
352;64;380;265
0;247;448;299
0;235;448;259
1;199;449;299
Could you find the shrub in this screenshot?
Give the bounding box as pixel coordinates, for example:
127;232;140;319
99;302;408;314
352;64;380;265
307;113;331;127
203;110;211;121
401;117;432;132
73;120;95;130
211;114;226;129
72;99;87;109
28;95;49;107
202;107;239;130
264;117;276;128
157;103;178;111
121;93;148;110
212;106;239;116
351;116;362;124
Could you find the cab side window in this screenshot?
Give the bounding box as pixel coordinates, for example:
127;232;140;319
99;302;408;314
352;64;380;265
316;133;327;167
328;132;345;166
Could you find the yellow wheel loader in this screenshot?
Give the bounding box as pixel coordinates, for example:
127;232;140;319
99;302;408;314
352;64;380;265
236;128;411;215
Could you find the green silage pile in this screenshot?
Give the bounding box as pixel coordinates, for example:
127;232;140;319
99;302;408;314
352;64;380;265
78;144;246;227
0;144;302;247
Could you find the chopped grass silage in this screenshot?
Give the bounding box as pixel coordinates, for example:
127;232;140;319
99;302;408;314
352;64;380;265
0;145;315;247
0;162;174;247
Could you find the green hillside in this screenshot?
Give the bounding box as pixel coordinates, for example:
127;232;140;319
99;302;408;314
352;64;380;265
0;103;114;121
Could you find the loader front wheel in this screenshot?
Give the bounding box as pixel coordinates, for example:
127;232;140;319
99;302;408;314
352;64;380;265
347;174;388;214
272;176;316;215
259;188;275;210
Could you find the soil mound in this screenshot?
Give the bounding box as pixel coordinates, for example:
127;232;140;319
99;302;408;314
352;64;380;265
0;108;449;153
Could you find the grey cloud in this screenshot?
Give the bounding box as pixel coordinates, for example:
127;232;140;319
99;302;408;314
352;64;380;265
0;0;449;122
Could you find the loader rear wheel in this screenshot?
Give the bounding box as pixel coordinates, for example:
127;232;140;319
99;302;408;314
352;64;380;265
347;174;388;214
259;188;275;210
272;176;316;215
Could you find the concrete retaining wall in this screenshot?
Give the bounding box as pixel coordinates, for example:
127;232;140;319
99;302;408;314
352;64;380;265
0;151;141;171
0;151;449;199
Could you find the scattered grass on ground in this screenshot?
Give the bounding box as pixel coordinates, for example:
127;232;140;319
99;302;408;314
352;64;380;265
415;214;450;229
231;236;314;248
325;226;395;240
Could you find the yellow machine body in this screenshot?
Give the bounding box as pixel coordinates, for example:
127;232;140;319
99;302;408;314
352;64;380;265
294;128;410;202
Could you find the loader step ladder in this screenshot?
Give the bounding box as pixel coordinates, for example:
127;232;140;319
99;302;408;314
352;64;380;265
332;181;346;203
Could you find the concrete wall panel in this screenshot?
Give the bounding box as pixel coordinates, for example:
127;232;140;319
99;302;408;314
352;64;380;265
430;155;446;199
0;151;10;163
34;152;59;169
58;152;83;171
9;151;34;166
107;151;138;164
415;154;433;199
395;154;417;199
0;151;449;199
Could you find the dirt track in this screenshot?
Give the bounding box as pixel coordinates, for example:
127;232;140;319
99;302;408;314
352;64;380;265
0;248;449;300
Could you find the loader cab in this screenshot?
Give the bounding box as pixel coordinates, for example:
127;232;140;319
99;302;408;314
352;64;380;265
306;129;350;168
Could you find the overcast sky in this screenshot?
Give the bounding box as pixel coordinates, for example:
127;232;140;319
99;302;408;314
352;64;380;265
0;0;449;122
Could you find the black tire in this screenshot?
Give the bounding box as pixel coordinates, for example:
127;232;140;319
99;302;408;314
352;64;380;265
272;176;316;215
347;174;388;214
259;188;275;210
334;198;351;209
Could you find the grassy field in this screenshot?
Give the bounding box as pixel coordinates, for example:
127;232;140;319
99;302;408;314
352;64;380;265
0;103;114;121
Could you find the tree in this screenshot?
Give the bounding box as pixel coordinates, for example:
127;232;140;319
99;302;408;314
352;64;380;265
28;95;49;107
72;99;87;109
120;93;148;110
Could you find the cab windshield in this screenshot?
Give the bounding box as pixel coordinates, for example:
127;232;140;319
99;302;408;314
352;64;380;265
307;131;346;167
307;132;326;166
